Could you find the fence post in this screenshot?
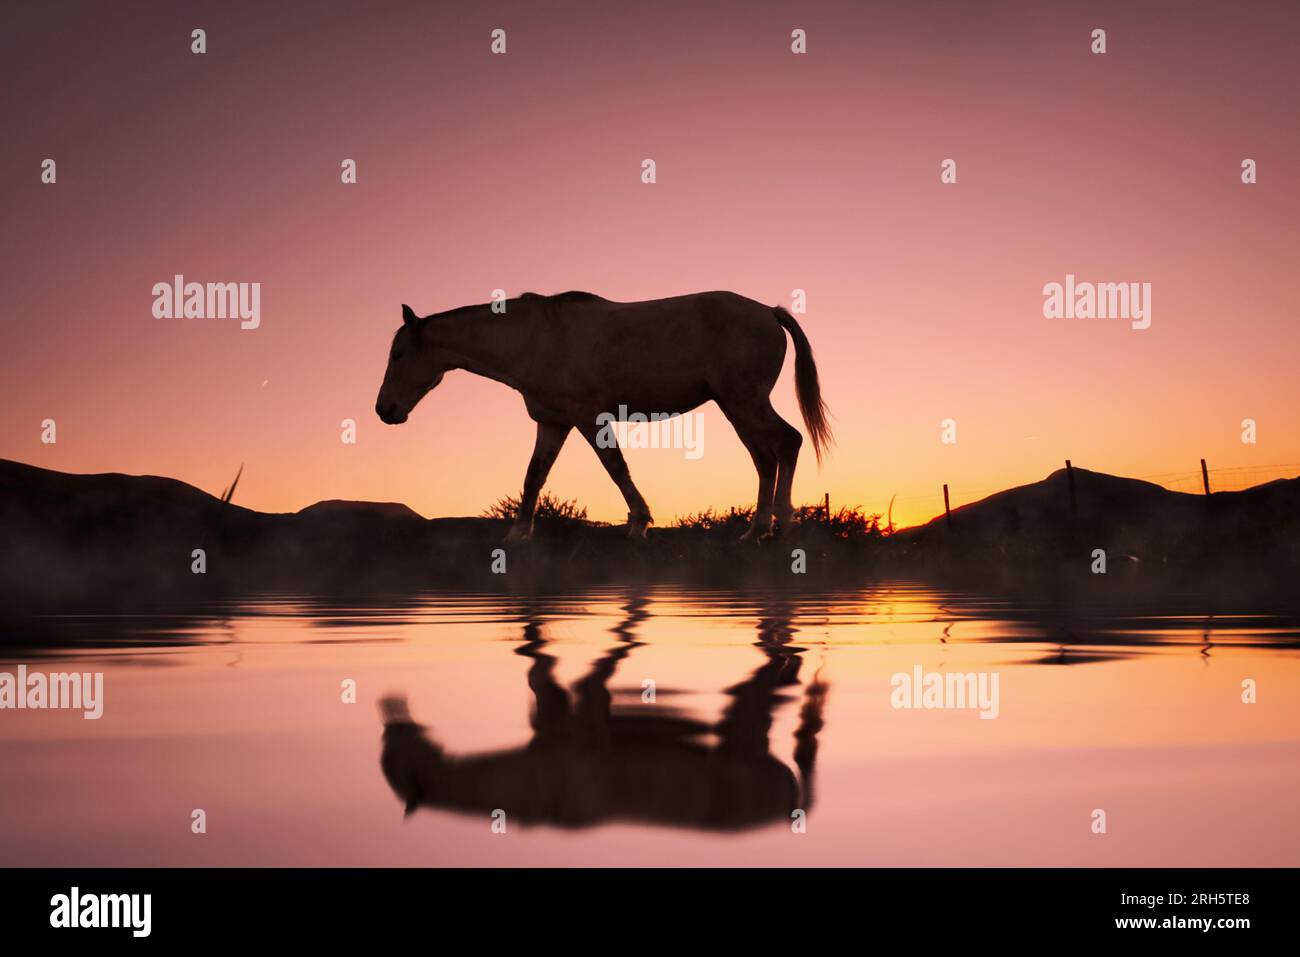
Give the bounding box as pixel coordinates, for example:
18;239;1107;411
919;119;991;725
1065;459;1077;515
943;484;952;532
1201;458;1211;496
824;492;830;522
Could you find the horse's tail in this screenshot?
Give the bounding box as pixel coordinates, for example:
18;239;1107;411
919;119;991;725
793;667;829;812
773;306;833;465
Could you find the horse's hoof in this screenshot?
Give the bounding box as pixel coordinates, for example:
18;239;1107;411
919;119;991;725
626;512;651;542
504;526;533;543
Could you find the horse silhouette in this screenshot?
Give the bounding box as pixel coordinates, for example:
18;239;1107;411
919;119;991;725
375;291;832;541
378;596;828;832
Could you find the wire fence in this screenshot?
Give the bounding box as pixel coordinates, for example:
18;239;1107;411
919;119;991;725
1137;464;1300;495
878;462;1300;530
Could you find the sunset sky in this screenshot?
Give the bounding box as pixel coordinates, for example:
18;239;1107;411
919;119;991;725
3;0;1297;528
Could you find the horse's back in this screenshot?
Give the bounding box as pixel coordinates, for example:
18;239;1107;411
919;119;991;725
561;288;769;318
517;291;787;414
541;290;782;354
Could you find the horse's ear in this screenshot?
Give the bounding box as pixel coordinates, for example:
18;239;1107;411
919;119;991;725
401;304;417;327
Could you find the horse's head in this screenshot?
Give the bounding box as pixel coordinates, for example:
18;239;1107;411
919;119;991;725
375;304;446;425
379;696;446;817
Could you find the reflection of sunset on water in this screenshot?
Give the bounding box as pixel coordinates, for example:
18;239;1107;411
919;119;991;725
3;586;1297;865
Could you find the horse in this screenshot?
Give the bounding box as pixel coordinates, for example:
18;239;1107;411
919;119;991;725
378;597;828;831
375;291;832;541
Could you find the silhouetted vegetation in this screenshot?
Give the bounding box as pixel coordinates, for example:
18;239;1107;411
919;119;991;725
675;502;884;543
482;492;594;525
219;463;243;505
673;505;754;534
793;503;884;543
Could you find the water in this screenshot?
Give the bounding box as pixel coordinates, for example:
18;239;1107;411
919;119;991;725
3;583;1299;866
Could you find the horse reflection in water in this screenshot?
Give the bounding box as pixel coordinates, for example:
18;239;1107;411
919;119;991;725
379;597;828;831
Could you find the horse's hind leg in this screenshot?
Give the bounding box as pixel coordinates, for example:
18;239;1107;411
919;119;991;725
723;399;802;541
739;441;778;542
772;415;803;531
719;401;780;542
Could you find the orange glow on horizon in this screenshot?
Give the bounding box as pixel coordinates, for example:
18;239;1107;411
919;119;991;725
2;2;1297;531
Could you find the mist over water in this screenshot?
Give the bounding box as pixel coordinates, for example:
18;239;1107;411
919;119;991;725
3;584;1299;866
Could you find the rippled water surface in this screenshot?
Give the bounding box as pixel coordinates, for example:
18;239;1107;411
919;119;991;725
3;584;1299;866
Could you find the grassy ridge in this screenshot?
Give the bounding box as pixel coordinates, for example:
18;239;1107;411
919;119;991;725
2;459;1297;610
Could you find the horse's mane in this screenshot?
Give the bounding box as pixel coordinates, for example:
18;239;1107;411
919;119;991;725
421;292;602;329
520;290;603;304
519;290;604;320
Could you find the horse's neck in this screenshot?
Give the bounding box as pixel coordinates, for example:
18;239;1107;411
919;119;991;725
433;304;531;390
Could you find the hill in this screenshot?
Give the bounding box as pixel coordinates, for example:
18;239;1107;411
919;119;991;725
1;459;1296;609
894;466;1300;596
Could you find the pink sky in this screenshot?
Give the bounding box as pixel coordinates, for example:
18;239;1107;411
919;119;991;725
2;0;1297;527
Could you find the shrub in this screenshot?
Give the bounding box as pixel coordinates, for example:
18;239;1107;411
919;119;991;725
482;492;590;523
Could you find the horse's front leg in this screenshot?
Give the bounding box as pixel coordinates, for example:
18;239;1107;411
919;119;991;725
506;421;571;541
577;425;653;540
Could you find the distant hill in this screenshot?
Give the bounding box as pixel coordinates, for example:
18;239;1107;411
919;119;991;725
295;500;426;520
893;466;1300;595
1;459;1296;609
899;466;1300;541
0;459;498;605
